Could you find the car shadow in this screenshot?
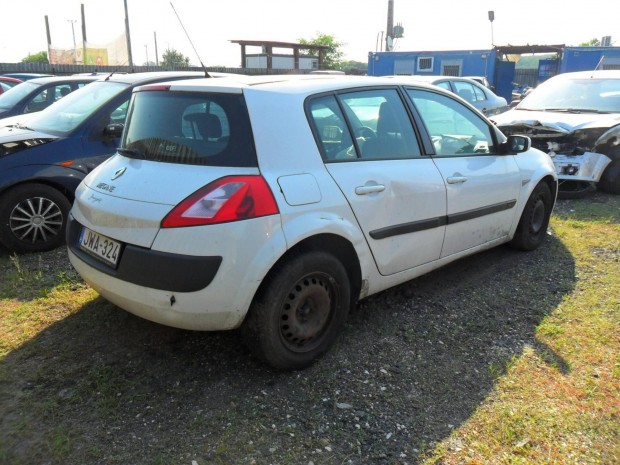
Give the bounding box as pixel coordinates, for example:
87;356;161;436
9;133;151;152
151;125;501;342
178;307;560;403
0;234;575;464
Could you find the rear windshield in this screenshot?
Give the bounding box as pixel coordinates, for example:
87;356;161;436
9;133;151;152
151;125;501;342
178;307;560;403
121;91;257;167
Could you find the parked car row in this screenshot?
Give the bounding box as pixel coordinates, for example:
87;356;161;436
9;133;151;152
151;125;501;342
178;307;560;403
0;71;208;253
2;68;617;368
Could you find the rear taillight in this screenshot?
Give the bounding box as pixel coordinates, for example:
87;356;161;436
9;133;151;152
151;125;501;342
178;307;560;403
161;175;279;228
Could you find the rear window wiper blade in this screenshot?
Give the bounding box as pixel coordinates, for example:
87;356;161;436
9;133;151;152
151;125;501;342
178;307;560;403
117;147;146;159
12;122;32;130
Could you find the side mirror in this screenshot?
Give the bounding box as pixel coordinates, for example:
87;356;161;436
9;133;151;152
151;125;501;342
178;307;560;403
104;123;124;138
500;134;531;154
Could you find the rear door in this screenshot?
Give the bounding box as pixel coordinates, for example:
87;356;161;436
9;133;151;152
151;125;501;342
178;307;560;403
405;87;522;258
308;88;447;276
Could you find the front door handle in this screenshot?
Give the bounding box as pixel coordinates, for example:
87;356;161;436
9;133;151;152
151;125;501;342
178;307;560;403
447;176;468;184
355;184;386;195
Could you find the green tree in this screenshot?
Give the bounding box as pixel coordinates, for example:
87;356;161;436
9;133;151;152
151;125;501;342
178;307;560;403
339;60;367;75
161;49;190;67
22;51;49;64
579;38;601;46
298;33;344;70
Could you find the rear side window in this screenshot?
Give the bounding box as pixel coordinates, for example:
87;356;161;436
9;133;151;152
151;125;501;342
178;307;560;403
122;91;257;167
308;89;422;161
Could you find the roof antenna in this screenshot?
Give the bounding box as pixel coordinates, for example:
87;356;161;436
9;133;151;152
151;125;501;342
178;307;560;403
170;2;211;78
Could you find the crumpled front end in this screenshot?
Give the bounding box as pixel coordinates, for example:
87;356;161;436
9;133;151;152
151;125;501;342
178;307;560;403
497;121;617;183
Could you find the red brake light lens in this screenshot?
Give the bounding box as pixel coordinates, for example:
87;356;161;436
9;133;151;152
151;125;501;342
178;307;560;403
162;175;279;228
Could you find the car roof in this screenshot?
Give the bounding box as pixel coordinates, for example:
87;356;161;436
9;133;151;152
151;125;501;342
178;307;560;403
156;74;446;97
19;75;102;85
551;70;620;80
0;76;22;83
98;71;210;85
2;73;53;80
386;75;483;85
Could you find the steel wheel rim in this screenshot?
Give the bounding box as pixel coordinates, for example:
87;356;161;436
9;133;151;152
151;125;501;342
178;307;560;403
279;272;335;353
530;198;546;233
9;196;64;244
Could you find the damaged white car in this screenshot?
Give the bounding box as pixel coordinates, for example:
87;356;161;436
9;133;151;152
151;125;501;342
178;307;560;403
492;70;620;197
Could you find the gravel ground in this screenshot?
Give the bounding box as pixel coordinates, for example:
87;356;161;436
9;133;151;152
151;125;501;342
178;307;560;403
0;197;589;464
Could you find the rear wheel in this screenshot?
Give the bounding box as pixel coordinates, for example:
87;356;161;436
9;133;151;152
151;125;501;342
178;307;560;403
509;182;552;251
242;251;351;370
0;184;71;253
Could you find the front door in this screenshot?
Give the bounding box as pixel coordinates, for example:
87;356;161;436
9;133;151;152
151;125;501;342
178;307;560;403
406;88;522;258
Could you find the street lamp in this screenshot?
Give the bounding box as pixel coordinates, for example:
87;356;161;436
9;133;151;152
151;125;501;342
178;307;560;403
67;19;77;64
145;44;149;66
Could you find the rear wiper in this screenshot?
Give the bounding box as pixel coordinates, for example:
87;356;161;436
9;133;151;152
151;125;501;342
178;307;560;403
117;147;145;159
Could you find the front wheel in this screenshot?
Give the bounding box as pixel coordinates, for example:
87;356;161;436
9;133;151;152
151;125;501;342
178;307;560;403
242;251;351;370
0;184;71;253
597;159;620;194
509;182;553;251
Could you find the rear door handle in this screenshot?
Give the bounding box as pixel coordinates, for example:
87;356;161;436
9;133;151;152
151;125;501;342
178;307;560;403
355;184;386;195
447;176;468;184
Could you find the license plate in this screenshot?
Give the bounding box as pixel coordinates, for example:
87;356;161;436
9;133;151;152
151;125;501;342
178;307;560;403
79;227;121;267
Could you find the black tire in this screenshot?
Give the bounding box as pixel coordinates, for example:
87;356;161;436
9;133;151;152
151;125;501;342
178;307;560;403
0;184;71;253
242;251;351;370
509;182;552;251
557;180;596;199
597;159;620;195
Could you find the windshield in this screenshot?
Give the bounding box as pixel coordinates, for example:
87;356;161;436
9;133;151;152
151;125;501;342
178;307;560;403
518;77;620;113
0;81;40;109
26;81;128;135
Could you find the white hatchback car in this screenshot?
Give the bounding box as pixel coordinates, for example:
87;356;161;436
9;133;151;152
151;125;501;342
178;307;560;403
67;75;557;370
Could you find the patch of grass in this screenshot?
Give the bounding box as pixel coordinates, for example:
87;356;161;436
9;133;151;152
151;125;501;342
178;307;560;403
422;195;620;465
0;281;97;358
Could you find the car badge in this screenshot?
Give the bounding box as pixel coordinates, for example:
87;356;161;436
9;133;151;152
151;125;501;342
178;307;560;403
111;167;127;180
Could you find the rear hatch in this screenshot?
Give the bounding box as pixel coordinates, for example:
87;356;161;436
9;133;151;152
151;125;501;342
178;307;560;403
72;83;260;249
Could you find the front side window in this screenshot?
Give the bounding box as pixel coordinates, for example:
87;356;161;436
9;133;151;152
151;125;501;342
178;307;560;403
407;89;495;156
122;91;256;167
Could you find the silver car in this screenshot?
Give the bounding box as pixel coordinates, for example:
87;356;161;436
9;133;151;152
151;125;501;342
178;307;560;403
389;75;509;117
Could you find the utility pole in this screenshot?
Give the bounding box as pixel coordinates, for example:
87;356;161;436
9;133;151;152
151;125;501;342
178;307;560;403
386;0;394;51
488;11;495;47
154;31;159;66
124;0;133;66
68;19;77;63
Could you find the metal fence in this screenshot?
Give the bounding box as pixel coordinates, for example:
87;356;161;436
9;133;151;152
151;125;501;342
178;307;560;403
0;62;311;76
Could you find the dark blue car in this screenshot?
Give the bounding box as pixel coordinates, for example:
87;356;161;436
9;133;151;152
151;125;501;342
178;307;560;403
0;71;208;253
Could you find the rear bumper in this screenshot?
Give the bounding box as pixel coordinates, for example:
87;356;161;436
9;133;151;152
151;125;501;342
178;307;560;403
67;216;222;293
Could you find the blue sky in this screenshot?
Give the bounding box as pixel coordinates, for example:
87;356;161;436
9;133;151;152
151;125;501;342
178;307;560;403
1;0;617;66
